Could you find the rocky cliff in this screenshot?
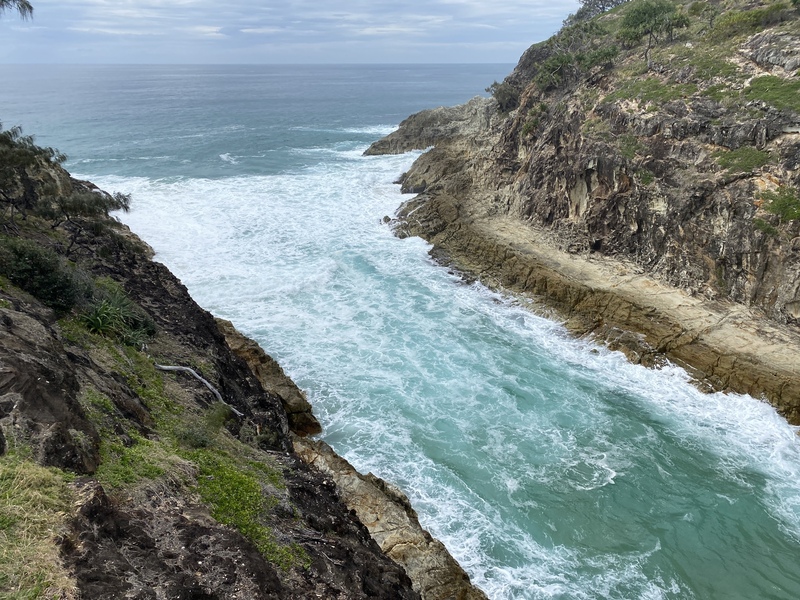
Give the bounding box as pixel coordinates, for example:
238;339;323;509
0;134;484;597
367;0;800;423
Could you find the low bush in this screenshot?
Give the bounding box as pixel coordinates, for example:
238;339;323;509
761;186;800;222
486;81;520;113
79;278;155;347
710;4;790;41
0;235;88;313
713;147;771;173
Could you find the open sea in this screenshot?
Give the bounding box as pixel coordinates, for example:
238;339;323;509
2;64;800;599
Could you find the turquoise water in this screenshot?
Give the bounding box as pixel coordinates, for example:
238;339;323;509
2;65;800;599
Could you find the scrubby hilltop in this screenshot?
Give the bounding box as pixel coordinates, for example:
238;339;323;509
367;0;800;422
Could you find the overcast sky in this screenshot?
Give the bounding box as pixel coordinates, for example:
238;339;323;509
0;0;579;64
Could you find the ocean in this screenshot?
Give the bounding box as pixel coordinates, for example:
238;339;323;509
2;64;800;599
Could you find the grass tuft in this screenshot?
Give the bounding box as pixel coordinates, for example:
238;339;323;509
185;448;308;570
605;77;697;109
744;76;800;113
0;455;77;600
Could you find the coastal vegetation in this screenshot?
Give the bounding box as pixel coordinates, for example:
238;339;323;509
0;455;76;599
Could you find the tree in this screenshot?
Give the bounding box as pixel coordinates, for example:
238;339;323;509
0;0;33;19
486;81;520;113
35;190;131;255
619;0;688;68
566;0;628;24
0;122;65;229
688;0;719;28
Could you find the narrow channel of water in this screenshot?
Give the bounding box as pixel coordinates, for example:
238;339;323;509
2;64;799;599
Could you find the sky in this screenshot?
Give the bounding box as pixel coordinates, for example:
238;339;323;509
0;0;580;64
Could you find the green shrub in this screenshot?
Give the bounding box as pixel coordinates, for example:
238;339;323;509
713;147;771;173
711;4;790;40
0;235;87;313
761;186;800;222
579;45;619;69
486;80;520;112
79;277;155;346
744;76;800;113
535;52;577;90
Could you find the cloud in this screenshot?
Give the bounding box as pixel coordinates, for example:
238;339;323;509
0;0;580;63
187;25;226;38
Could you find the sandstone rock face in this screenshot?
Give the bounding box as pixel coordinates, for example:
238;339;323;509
367;22;800;423
294;437;489;600
216;317;322;436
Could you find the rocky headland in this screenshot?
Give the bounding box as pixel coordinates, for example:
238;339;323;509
367;0;800;424
0;134;484;597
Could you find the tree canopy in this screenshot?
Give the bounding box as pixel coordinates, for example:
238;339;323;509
619;0;689;66
0;0;33;19
567;0;629;24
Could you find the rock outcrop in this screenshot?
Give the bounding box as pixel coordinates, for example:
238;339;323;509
367;3;800;423
294;438;488;600
217;318;322;437
0;221;421;598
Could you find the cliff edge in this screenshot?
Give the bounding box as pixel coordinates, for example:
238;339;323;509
0;130;484;597
367;0;800;423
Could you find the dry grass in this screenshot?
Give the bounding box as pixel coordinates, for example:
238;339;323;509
0;454;78;600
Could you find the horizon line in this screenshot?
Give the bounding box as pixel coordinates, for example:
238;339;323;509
0;61;517;67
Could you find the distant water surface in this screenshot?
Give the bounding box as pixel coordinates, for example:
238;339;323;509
2;64;799;599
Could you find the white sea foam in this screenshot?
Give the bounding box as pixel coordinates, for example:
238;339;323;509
289;124;397;136
89;137;800;600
